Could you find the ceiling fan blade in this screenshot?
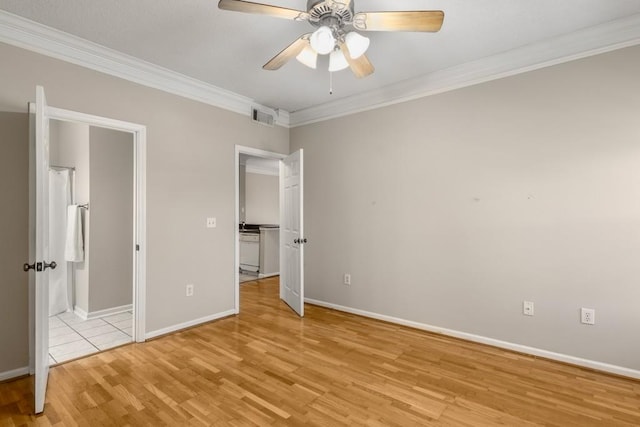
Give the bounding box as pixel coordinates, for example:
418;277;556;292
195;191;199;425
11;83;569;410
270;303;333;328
353;11;444;32
218;0;307;20
339;42;374;78
263;35;310;70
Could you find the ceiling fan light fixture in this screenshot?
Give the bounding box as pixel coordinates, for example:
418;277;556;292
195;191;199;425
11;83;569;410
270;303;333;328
328;49;349;72
345;31;370;59
310;26;335;55
296;45;318;69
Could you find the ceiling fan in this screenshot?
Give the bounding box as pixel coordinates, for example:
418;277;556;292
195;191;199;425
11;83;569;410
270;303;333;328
218;0;444;78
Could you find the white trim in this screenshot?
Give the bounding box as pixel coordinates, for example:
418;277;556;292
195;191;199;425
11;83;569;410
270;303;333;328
258;272;279;279
83;304;133;320
73;306;88;321
305;298;640;380
0;366;29;382
289;13;640;127
235;145;287;314
4;11;640;128
145;309;236;340
0;10;290;127
46;105;147;344
134;127;147;343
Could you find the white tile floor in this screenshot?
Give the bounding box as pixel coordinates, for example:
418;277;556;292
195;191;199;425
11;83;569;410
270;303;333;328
49;311;133;364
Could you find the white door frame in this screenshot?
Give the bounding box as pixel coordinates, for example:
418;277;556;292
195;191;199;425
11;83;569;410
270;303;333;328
234;145;286;313
28;103;147;371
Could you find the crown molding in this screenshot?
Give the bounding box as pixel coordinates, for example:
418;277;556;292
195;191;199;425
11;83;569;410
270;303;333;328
0;10;291;127
2;10;639;129
289;13;640;127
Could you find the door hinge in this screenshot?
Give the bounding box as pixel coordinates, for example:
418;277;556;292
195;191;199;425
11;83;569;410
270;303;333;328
136;244;140;251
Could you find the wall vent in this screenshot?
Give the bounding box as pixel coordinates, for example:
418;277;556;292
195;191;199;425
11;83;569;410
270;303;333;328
251;106;275;127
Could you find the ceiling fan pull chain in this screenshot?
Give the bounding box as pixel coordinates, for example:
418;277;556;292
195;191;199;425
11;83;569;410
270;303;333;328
329;71;333;95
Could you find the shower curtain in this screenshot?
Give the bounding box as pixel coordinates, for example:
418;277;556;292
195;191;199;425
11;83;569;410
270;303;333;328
49;169;73;316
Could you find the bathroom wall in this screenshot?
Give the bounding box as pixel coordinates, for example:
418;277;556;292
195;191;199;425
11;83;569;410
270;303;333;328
88;127;134;313
49;120;90;313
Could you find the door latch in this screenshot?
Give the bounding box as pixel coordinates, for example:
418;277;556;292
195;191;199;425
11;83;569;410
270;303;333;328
43;261;57;271
23;261;56;272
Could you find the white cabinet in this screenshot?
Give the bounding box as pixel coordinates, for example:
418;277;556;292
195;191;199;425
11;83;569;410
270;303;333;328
239;227;280;277
239;233;259;272
259;228;279;278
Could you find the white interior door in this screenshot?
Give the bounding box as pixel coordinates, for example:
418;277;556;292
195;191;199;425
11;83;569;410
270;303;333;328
34;85;51;414
279;149;304;316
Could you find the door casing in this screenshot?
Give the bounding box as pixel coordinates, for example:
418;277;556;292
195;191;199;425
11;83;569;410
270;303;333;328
28;102;148;377
234;145;286;313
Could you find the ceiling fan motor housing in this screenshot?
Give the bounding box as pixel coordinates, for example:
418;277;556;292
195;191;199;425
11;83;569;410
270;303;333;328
307;0;354;30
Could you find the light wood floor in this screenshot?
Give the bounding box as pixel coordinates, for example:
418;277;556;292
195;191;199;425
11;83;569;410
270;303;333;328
1;277;639;426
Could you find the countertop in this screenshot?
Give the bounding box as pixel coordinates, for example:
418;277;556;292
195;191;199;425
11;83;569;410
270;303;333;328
239;224;279;234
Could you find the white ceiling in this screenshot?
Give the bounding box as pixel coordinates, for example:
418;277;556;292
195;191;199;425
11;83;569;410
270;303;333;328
1;0;640;118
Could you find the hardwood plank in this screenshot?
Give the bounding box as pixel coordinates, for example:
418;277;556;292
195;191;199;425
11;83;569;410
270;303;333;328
1;276;638;425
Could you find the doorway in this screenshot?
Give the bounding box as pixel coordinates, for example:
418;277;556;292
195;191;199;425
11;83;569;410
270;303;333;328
234;146;305;316
235;146;285;313
46;120;135;364
29;89;147;413
238;152;281;283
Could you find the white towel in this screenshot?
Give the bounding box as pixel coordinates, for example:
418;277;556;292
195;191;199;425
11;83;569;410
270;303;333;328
64;205;84;262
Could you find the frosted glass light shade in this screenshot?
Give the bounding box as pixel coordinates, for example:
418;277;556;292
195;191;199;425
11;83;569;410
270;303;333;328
328;49;349;72
345;31;370;59
296;46;318;69
310;26;335;55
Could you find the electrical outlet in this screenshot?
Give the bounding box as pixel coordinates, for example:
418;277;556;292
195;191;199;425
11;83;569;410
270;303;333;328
523;301;534;316
206;217;216;228
581;308;595;325
186;284;194;297
343;273;351;286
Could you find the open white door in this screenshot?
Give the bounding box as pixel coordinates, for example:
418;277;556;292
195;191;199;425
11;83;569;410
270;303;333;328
34;85;52;414
279;149;304;316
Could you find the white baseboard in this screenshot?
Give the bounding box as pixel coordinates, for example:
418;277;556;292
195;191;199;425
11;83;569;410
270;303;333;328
258;272;279;279
86;304;132;320
73;306;88;320
305;298;640;380
74;304;132;321
0;366;29;382
145;309;236;340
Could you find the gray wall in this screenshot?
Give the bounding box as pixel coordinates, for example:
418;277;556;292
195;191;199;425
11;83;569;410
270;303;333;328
0;41;289;374
291;45;640;371
239;165;246;223
245;172;279;225
0;112;29;374
89;127;133;313
49;120;90;312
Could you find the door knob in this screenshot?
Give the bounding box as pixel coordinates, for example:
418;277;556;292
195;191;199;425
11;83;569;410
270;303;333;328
23;262;36;272
43;261;57;271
